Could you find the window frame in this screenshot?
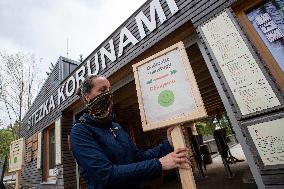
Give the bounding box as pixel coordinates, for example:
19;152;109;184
43;123;56;181
233;0;284;93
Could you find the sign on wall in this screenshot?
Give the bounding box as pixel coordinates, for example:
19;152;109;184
248;118;284;166
199;10;282;117
247;1;284;73
9;138;25;172
133;42;206;131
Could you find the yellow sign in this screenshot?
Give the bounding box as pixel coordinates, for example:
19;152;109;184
9;138;25;172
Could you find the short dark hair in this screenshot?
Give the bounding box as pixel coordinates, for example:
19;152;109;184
77;75;102;102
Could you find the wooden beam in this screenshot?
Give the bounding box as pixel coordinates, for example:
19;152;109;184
171;125;197;189
15;171;20;189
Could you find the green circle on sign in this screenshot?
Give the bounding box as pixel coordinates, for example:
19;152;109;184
14;157;17;164
158;90;175;107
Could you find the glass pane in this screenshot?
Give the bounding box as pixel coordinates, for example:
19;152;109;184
247;0;284;72
49;127;56;169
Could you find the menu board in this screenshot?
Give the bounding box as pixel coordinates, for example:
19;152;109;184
133;42;206;131
9;138;25;172
248;118;284;166
200;11;281;116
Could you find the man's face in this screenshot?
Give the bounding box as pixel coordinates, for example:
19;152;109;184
85;77;111;102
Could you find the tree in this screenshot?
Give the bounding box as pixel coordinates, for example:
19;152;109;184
0;51;44;138
0;128;15;159
46;62;55;76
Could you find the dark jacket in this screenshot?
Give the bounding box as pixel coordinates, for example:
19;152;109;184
70;113;173;189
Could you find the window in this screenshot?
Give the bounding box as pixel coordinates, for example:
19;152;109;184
247;0;284;72
233;0;284;92
43;124;56;181
61;60;79;81
49;127;56;170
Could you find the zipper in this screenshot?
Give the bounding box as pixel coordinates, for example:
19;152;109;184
109;126;119;138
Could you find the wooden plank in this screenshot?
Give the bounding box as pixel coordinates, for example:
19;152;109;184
15;171;20;189
262;174;284;185
171;125;197;189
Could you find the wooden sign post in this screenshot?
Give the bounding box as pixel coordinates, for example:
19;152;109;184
9;138;25;189
133;42;207;189
15;171;21;189
172;125;197;189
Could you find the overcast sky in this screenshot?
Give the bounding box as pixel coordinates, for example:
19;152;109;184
0;0;146;73
0;0;146;128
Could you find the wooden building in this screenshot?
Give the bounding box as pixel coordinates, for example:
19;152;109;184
20;0;284;188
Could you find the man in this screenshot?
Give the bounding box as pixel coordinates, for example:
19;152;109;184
70;75;190;189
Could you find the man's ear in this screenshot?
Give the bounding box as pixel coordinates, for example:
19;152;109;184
85;93;90;102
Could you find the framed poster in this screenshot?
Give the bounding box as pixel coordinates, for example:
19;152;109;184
9;138;25;172
132;42;206;131
247;0;284;73
242;114;284;170
199;10;283;120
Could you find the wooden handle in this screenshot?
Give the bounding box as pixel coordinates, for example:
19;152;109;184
171;125;197;189
15;171;20;189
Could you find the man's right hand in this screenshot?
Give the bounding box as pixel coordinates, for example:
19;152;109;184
159;147;191;170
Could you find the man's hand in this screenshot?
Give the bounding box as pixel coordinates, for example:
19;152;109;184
159;148;191;170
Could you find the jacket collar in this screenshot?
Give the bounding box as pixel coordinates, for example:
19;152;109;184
77;112;112;128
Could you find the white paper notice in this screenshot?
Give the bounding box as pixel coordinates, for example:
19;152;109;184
200;11;280;115
137;49;197;124
248;118;284;166
9;138;25;172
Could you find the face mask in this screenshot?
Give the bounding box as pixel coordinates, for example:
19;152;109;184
86;91;113;121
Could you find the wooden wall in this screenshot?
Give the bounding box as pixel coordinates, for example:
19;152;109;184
61;111;77;189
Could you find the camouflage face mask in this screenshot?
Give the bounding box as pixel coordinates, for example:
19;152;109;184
86;91;113;120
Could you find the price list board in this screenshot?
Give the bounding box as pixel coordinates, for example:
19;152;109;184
199;10;283;118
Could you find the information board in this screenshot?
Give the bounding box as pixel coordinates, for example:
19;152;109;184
199;11;281;116
248;118;284;166
133;42;206;131
9;138;25;172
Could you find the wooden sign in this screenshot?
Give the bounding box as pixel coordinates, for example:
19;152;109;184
132;42;206;131
248;118;284;167
9;138;25;172
199;10;282;118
